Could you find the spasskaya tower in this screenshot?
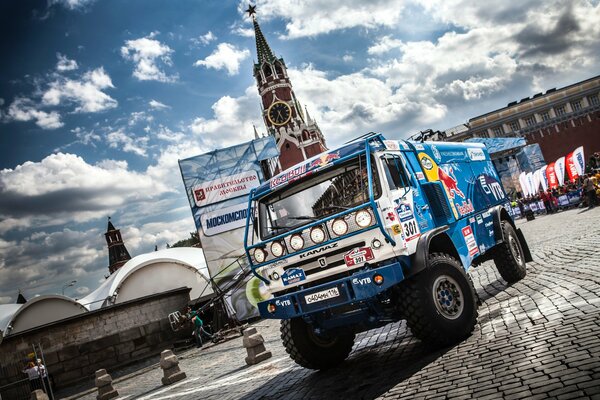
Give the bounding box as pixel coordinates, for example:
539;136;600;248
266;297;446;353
247;5;327;173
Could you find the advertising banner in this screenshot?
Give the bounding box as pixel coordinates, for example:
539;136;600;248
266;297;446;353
179;136;279;320
566;152;579;181
526;172;535;197
539;165;548;191
532;169;541;195
519;172;529;197
573;146;585;176
555;156;565;186
546;162;558;189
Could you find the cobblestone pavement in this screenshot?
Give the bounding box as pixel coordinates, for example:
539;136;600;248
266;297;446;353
68;207;600;400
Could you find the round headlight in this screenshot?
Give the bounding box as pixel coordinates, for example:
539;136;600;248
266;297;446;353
270;241;284;257
332;219;349;236
254;248;267;263
355;209;373;228
310;226;326;243
289;234;305;251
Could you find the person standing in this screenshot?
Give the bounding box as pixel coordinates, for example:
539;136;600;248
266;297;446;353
583;174;597;208
36;359;53;400
22;361;42;392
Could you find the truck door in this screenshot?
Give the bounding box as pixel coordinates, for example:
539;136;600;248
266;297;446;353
379;153;431;253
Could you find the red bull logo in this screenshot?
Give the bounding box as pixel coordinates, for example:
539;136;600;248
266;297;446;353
438;167;465;199
309;151;340;169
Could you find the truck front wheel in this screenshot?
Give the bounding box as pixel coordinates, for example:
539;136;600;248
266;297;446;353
280;318;355;370
400;253;478;346
493;221;527;283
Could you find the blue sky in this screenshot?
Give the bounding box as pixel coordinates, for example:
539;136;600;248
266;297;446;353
1;0;599;302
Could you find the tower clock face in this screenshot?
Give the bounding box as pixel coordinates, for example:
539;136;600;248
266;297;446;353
267;101;292;126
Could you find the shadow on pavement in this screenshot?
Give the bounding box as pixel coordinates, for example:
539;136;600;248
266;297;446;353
238;327;454;400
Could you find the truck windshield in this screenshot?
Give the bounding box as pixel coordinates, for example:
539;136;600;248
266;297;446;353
259;155;380;239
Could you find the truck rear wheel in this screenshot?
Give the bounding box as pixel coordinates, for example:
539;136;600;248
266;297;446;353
400;253;478;346
280;318;355;370
493;221;527;283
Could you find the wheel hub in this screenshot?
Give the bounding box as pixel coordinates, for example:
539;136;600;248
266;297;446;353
508;234;523;265
432;275;464;320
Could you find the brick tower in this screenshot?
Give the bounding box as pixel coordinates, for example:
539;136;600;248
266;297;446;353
105;217;131;274
248;5;327;173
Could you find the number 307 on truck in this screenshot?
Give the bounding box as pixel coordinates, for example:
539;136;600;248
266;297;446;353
244;133;532;370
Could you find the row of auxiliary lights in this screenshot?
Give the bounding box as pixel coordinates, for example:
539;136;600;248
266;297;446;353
253;209;374;263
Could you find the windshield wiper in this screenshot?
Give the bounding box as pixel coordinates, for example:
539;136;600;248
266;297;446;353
288;216;319;221
313;205;350;213
268;224;290;231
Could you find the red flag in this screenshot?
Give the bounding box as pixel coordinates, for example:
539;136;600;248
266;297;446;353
565;152;579;181
546;162;558;189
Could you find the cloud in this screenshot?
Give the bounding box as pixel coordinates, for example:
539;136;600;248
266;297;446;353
194;43;250;76
6;98;64;129
42;67;117;113
56;53;78;71
191;31;217;46
75;286;90;295
368;35;404;55
149;99;170;110
0;153;171;234
106;128;149;157
188;86;260;148
50;0;96;10
121;33;177;82
241;0;408;38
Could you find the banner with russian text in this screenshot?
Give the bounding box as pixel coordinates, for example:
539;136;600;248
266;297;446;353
179;136;279;320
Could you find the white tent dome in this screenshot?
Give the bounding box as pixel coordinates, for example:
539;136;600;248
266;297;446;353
0;295;87;341
79;247;213;311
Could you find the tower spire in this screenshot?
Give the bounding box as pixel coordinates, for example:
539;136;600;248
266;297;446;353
247;5;276;64
105;217;131;274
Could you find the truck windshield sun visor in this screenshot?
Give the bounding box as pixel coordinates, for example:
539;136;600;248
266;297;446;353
258;155;380;240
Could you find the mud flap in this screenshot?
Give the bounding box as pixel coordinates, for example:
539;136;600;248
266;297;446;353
515;228;533;263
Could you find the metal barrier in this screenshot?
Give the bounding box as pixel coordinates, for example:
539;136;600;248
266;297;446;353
0;344;54;400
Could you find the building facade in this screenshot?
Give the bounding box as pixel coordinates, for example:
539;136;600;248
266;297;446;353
444;75;600;163
249;7;327;173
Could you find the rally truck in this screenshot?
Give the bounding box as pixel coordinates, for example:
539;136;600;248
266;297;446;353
243;133;532;370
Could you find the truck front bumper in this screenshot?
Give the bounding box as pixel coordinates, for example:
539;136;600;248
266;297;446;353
257;262;405;319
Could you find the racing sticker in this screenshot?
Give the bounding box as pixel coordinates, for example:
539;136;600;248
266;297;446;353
396;203;420;241
281;268;306;286
461;226;480;257
383;140;400;151
344;247;375;267
391;224;403;236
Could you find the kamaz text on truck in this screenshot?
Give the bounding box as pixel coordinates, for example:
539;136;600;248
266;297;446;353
243;133;532;370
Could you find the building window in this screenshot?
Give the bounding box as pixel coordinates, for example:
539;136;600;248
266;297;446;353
589;93;599;106
555;104;566;116
540;111;551;121
571;99;582;111
524;115;536;127
509;120;520;132
492;125;504;136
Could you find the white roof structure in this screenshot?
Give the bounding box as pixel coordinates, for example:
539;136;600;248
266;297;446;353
78;247;214;311
0;247;214;343
0;296;87;342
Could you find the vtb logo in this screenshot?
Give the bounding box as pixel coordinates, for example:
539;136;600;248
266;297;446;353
438;167;465;199
194;188;206;201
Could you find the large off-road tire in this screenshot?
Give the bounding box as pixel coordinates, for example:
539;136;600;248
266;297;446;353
493;220;527;283
280;318;355;370
400;252;478;346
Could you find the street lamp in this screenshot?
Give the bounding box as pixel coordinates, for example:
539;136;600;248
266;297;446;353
62;280;77;295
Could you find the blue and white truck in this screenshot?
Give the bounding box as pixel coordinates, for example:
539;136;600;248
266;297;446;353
244;133;532;369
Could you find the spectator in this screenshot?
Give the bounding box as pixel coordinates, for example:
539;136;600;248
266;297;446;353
583;174;597;208
22;361;42;391
37;359;53;400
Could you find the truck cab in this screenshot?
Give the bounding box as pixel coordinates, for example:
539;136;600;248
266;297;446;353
244;133;532;370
